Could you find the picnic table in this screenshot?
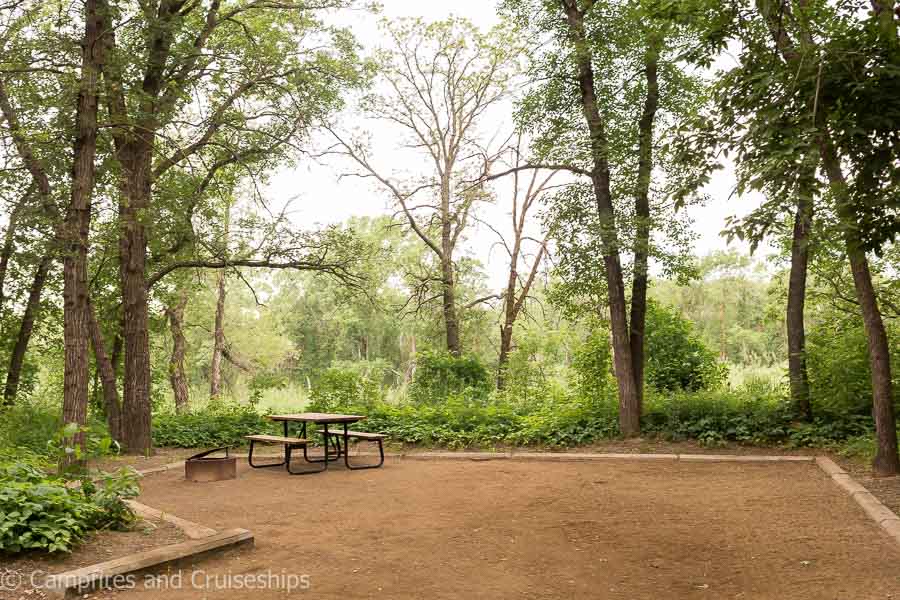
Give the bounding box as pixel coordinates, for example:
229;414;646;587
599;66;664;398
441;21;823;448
246;412;385;474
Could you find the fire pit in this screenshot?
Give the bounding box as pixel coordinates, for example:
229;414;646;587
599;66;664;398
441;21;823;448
184;447;237;482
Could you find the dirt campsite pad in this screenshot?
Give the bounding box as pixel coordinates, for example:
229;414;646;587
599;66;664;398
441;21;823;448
87;458;899;600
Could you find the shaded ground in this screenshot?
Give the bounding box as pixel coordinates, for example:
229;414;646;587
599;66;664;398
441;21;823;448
90;458;899;599
0;517;185;600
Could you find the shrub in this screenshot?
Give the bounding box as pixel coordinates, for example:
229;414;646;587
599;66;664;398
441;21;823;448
570;325;616;402
807;314;900;418
0;460;139;554
644;301;728;391
408;350;491;405
152;399;276;448
308;364;385;412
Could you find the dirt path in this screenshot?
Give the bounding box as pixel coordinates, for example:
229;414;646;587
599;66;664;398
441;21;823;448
82;458;900;599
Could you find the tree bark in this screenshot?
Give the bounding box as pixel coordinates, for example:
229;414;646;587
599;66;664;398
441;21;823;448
166;290;190;413
561;0;640;436
61;0;105;466
210;269;226;397
2;256;51;405
118;171;153;454
87;297;123;442
0;199;22;311
628;39;660;408
787;186;813;421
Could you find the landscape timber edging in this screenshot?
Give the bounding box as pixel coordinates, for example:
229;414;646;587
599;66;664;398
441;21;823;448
42;528;253;599
815;456;900;548
36;465;254;599
125;499;218;540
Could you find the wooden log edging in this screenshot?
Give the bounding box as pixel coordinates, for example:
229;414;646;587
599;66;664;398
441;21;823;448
43;529;253;599
815;456;900;548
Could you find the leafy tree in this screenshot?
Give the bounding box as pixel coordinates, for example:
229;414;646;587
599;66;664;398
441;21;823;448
328;17;520;355
502;0;709;434
695;0;900;475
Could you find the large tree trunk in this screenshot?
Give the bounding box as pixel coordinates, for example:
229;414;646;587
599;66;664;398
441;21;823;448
166;290;190;413
3;256;51;405
628;40;660;408
820;140;900;477
210;270;226;397
87;298;123;442
786;188;813;421
561;0;640;435
118;174;153;454
61;0;105;466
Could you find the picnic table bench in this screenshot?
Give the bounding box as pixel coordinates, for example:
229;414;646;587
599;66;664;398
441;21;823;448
245;412;385;475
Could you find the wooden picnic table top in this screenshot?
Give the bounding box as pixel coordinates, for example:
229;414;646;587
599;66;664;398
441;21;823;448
268;412;367;423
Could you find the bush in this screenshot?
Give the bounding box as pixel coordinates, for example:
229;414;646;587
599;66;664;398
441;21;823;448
645;301;728;391
152;399;276;448
571;324;616;401
807;314;900;418
408;351;491;405
0;459;139;554
308;364;385;412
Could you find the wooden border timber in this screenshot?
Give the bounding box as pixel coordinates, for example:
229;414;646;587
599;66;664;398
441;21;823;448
42;529;253;599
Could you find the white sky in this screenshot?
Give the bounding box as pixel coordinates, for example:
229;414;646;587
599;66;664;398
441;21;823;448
265;0;766;289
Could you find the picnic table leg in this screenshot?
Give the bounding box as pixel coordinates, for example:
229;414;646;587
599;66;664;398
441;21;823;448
300;422;332;468
283;421;290;467
343;423;385;470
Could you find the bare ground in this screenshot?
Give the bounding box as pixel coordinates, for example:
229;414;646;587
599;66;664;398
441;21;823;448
82;457;900;600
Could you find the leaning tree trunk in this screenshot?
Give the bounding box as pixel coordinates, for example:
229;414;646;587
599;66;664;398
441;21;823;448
820;140;900;477
166;290;190;413
562;0;640;435
629;40;660;409
3;256;51;405
210;270;226;397
786;187;813;421
87;298;123;442
0;199;22;311
61;0;104;467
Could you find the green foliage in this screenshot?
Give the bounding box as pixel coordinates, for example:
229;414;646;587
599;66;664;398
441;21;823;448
645;300;728;391
152;399;276;448
408;351;492;405
0;460;139;555
308;362;386;412
570;325;616;401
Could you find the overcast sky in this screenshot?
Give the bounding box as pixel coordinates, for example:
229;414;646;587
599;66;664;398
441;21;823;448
264;0;766;289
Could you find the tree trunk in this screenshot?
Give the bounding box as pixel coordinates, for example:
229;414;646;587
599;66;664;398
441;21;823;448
561;0;640;435
118;165;153;455
629;39;660;408
497;324;514;389
819;140;900;477
0;199;22;311
61;0;105;467
87;297;123;442
441;255;461;355
166;290;190;413
3;256;51;405
210;269;226;397
787;188;813;421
